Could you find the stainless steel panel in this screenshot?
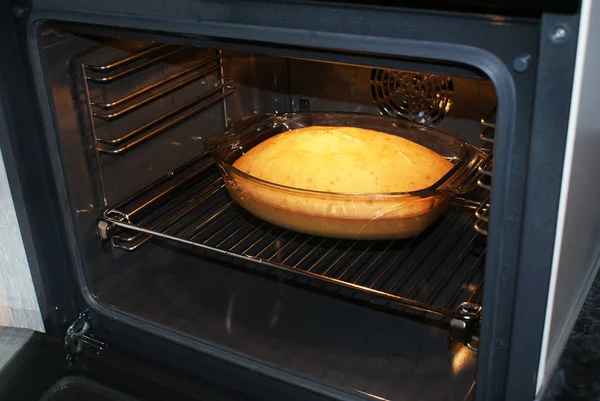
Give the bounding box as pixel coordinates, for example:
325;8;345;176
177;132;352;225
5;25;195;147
537;0;600;395
0;151;43;331
0;327;34;369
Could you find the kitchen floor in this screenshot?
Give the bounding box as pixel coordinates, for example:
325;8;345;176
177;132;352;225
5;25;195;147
545;272;600;400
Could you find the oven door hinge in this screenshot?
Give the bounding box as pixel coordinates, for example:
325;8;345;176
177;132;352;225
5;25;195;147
65;311;107;363
449;302;481;352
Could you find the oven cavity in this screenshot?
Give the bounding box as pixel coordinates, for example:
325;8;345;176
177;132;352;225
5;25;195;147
41;28;496;399
70;37;497;347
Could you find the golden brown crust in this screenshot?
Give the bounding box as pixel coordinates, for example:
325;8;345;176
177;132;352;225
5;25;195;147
233;126;453;194
228;126;453;239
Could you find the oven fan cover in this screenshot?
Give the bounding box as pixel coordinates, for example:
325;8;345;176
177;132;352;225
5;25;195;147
370;69;453;125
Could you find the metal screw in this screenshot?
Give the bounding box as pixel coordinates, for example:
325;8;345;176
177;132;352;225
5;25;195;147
550;25;568;43
13;5;26;17
513;54;532;73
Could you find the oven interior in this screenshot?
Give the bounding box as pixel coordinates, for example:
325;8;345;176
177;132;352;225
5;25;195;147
39;23;497;400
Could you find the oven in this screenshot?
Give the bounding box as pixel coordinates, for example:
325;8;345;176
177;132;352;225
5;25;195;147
0;1;598;400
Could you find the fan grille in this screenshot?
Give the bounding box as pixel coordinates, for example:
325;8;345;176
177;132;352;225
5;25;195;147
370;69;453;125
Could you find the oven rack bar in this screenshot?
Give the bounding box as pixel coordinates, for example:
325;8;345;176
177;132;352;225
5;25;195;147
474;194;490;237
479;106;496;154
92;64;227;120
86;46;186;83
96;84;234;155
90;54;225;109
474;106;495;235
82;45;233;155
101;154;485;322
84;44;170;72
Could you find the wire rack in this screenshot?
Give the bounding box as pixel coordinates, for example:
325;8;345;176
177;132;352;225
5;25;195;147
474;106;495;236
81;44;233;156
100;154;486;321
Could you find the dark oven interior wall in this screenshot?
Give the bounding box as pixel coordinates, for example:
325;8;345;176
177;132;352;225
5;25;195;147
224;51;496;146
284;59;496;146
38;26;495;400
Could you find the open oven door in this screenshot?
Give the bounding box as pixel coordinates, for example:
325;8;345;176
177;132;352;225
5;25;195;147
0;326;267;401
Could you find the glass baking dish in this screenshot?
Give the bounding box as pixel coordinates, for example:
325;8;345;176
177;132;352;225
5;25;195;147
205;112;488;240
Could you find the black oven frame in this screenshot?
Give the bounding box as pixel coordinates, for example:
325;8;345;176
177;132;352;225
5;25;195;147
0;1;580;400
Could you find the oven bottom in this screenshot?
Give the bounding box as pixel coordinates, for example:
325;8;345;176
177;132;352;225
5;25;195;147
92;242;477;400
0;327;271;401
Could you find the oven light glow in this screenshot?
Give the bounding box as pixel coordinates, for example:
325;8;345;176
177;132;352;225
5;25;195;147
270;300;281;328
226;293;235;334
452;345;477;376
486;14;509;25
355;390;390;401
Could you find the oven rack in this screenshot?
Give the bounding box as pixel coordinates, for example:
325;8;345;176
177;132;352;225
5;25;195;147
474;106;495;235
99;153;485;323
81;44;233;155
